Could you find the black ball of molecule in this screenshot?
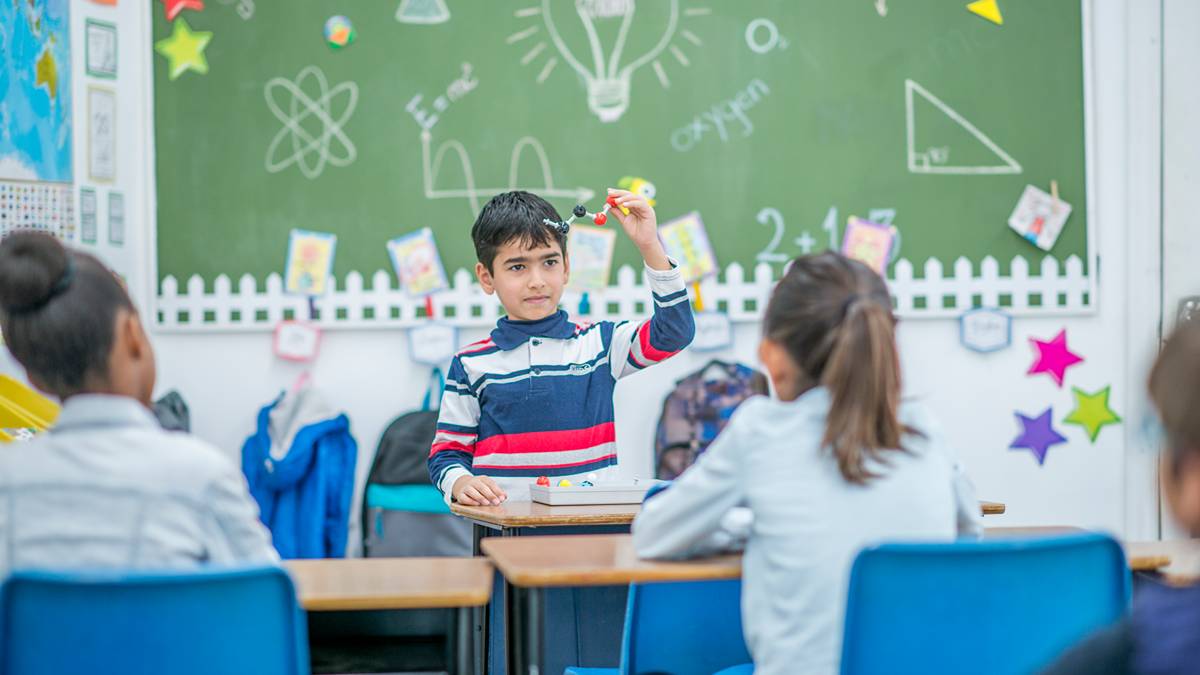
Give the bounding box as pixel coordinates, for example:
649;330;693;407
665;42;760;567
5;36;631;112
572;204;587;218
557;222;570;236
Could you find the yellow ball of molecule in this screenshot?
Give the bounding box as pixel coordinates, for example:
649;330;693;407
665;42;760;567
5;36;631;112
558;479;573;487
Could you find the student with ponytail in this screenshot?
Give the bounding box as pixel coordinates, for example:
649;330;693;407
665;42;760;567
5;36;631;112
0;232;277;576
632;251;982;675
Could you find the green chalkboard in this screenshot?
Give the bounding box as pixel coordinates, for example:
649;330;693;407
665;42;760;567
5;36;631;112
153;0;1088;287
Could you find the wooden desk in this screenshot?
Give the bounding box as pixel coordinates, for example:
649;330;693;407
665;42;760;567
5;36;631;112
284;558;492;675
981;501;1006;516
983;527;1170;572
1125;539;1200;580
285;557;492;611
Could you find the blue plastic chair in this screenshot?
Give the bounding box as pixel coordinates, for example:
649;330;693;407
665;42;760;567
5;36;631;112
565;578;751;675
0;566;309;675
840;533;1130;675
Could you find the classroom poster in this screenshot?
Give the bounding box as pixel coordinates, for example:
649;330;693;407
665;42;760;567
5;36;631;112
658;211;718;283
1008;184;1073;252
85;20;117;79
87;87;116;183
567;223;617;293
107;191;124;245
0;181;75;240
387;227;449;297
285;229;337;295
79;187;98;244
841;216;896;275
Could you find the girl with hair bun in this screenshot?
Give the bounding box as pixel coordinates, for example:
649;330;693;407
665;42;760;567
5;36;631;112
0;232;278;575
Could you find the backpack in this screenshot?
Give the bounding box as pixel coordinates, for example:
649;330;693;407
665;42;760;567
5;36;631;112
361;368;472;557
654;360;768;480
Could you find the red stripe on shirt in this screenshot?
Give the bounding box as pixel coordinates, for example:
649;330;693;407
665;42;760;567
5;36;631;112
473;423;616;457
430;440;473;456
638;321;679;362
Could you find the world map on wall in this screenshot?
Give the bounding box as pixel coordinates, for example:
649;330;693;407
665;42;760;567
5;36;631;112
0;0;72;183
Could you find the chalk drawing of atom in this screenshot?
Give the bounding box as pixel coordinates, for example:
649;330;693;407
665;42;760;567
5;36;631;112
264;66;359;179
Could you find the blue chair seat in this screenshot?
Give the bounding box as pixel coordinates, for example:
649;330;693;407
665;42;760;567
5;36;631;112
565;578;750;675
0;566;308;675
840;533;1130;675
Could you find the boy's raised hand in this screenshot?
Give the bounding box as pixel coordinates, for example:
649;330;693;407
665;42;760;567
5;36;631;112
607;188;671;271
452;474;507;506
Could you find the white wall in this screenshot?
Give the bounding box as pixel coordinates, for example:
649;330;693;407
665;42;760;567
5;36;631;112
7;1;1168;544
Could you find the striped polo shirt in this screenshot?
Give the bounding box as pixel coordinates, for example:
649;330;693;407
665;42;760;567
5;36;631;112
428;263;695;502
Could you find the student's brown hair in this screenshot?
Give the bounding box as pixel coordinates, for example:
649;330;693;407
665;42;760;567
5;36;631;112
0;231;134;397
1149;322;1200;469
763;252;909;483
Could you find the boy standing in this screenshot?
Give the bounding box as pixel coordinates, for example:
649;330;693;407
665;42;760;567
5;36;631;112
428;189;695;504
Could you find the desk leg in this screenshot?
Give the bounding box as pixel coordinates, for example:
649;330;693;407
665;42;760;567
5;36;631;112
449;606;474;675
505;583;544;675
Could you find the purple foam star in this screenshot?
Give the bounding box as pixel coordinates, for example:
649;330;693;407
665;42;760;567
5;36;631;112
1010;408;1067;465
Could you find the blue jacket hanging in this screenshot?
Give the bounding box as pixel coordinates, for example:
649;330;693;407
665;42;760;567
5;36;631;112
242;386;357;559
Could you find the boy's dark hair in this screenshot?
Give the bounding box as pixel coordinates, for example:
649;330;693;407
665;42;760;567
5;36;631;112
1150;322;1200;470
471;191;566;272
764;251;911;484
0;231;134;397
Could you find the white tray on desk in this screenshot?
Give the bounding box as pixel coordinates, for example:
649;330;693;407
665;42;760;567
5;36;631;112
529;479;665;506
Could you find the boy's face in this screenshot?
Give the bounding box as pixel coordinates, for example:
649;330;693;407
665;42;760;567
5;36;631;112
476;238;568;322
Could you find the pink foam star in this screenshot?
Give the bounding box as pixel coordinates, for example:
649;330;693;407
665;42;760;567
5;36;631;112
1027;329;1084;387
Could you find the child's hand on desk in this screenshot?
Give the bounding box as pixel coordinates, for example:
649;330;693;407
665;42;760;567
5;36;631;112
453;475;507;506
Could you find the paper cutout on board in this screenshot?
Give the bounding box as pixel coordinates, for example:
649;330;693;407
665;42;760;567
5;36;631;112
691;311;733;353
285;229;337;296
842;217;896;275
274;321;322;362
1063;386;1121;443
1010;407;1066;466
1027;329;1083;387
409;322;458;366
324;16;356;49
1008;185;1072;252
387;227;449;297
161;0;204;21
154;18;212;80
658;212;718;284
959;308;1012;353
567;223;617;293
966;0;1004;26
905;79;1022;175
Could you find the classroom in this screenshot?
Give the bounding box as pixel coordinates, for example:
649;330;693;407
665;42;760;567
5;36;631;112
1;0;1197;673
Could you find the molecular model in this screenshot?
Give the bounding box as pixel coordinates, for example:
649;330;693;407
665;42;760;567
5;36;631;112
544;194;624;235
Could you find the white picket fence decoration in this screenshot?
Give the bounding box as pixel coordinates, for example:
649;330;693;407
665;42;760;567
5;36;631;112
155;255;1093;332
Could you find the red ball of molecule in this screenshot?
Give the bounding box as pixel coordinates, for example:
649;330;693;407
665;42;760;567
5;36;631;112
593;213;607;225
606;194;620;208
536;476;550;487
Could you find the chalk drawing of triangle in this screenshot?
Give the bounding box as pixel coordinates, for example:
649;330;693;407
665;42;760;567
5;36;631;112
905;79;1022;175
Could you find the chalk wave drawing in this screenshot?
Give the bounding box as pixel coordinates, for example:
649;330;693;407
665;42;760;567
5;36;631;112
264;66;358;180
510;0;708;122
420;130;594;215
905;78;1021;175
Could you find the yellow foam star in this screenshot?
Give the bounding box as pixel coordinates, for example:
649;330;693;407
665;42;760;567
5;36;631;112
1063;385;1121;443
154;18;212;80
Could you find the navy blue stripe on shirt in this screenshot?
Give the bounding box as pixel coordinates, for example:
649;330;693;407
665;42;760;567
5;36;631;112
477;454;617;478
428;449;473;485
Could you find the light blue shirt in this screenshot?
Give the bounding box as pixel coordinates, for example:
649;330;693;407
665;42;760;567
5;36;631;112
632;388;983;675
0;394;278;577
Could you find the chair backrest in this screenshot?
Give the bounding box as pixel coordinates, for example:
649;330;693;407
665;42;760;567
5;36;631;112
840;533;1130;675
622;578;751;675
0;566;309;675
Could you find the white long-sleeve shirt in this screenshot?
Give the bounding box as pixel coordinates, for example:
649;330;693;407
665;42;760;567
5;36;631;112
0;394;279;577
632;388;982;675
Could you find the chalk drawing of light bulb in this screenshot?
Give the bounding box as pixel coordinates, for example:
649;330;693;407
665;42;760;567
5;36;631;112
511;0;710;123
